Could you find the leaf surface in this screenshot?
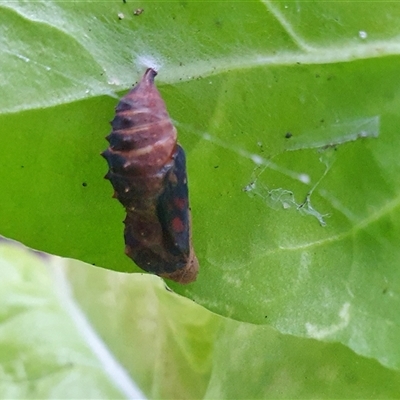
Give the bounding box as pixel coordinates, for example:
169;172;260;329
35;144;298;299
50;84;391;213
1;0;400;375
2;238;400;398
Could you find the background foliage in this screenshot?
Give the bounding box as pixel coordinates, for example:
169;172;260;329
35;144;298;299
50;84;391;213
1;0;400;398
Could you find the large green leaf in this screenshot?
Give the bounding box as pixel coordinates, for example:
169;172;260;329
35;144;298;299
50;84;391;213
1;0;400;384
2;238;400;398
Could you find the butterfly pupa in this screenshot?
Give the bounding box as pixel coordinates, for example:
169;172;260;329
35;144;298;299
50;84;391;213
102;68;199;284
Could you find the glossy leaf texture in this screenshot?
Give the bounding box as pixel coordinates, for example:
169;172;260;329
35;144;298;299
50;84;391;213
1;238;400;398
1;0;400;381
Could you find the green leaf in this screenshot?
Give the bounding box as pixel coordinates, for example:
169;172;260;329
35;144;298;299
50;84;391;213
0;238;140;398
2;238;400;398
1;0;400;382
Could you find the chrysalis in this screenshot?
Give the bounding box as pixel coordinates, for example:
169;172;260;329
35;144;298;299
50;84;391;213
102;68;199;284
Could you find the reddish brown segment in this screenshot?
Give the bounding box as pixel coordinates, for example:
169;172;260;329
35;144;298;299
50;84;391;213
102;68;199;284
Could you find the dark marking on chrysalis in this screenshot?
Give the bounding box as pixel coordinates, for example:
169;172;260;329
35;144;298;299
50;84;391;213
101;68;199;284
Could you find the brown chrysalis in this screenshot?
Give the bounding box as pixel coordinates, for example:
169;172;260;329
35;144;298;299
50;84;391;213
102;68;199;284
